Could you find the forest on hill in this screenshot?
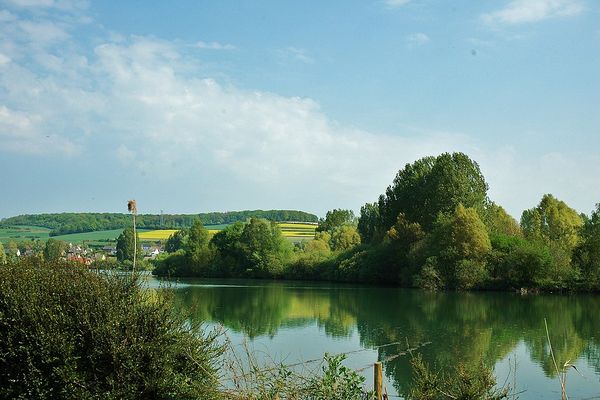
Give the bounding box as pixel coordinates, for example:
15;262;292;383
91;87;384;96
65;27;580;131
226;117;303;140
0;210;318;236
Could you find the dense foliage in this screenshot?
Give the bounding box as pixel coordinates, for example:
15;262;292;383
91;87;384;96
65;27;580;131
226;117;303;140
153;152;600;293
0;210;318;236
154;218;293;278
115;227;142;262
0;258;223;399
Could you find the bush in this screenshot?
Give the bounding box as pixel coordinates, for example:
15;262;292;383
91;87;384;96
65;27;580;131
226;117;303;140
0;258;223;400
407;354;509;400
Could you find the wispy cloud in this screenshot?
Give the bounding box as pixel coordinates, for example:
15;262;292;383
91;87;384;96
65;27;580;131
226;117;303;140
385;0;411;8
279;46;315;64
406;32;430;46
194;41;236;50
482;0;584;25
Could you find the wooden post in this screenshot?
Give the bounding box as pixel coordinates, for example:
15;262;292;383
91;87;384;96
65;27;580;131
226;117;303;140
374;361;383;400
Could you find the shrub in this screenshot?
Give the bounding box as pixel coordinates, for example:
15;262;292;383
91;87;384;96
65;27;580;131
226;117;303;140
407;354;509;400
0;258;223;400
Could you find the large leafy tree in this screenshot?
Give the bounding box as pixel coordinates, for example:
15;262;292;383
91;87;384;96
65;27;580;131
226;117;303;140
239;219;292;277
521;194;583;285
165;229;188;253
116;227;142;263
43;239;68;261
317;209;356;232
521;194;583;250
330;225;361;252
483;202;521;237
573;204;600;286
186;220;210;260
422;204;492;289
357;202;382;243
378;153;489;234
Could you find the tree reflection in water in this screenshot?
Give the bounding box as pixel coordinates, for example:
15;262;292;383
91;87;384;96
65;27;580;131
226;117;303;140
165;278;600;395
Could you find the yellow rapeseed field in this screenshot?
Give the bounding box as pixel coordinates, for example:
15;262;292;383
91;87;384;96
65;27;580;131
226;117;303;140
139;222;316;241
138;230;178;240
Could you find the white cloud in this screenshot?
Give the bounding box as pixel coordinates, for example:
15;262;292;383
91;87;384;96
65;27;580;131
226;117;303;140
194;41;236;50
385;0;411;8
406;32;430;46
0;3;598;216
279;46;315;64
482;0;584;25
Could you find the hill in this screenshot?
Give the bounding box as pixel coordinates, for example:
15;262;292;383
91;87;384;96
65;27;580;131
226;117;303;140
0;210;318;236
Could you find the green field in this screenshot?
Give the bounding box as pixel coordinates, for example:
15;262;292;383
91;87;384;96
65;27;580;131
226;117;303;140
0;226;148;245
51;229;128;243
0;226;51;243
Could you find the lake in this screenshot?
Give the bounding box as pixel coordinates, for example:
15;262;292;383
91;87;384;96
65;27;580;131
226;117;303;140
146;275;600;399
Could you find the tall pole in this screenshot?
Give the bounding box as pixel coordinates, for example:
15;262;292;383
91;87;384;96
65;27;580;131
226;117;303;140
128;200;138;274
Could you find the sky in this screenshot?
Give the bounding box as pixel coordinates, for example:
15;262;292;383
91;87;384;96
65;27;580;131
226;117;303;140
0;0;599;219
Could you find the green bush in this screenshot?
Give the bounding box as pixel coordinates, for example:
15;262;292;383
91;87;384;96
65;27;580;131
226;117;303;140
407;354;509;400
0;258;223;400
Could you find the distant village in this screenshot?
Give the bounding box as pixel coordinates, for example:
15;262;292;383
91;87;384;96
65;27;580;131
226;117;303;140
6;242;164;266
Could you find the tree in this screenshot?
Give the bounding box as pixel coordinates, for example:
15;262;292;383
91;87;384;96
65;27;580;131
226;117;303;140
330;225;361;252
116;227;141;263
6;241;19;262
0;243;5;264
317;209;356;233
386;213;425;250
425;204;492;289
238;218;292;277
521;194;583;251
573;204;600;287
358;202;382;243
165;229;188;253
521;194;583;282
43;239;67;261
482;202;521;237
186;220;212;269
378;153;489;234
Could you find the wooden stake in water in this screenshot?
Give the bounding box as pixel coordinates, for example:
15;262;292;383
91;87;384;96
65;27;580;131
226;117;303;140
374;361;383;400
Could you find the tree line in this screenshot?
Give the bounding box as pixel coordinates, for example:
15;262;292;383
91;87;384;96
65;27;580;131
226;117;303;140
0;209;318;236
153;152;600;292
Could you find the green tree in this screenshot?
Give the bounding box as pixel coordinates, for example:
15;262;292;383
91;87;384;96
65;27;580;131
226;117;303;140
317;209;356;233
0;243;5;264
211;222;246;276
358;202;382;243
116;227;141;263
6;241;19;262
330;225;361;252
574;204;600;287
165;229;188;253
521;194;583;283
426;204;492;289
238;218;292;277
186;220;213;271
521;194;583;250
386;213;425;250
43;239;67;261
482;202;521;237
378;153;489;233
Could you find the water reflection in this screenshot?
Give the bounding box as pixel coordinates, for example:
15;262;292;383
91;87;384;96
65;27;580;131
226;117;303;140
156;277;600;397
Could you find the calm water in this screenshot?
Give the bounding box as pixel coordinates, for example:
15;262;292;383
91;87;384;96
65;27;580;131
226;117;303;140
146;275;600;399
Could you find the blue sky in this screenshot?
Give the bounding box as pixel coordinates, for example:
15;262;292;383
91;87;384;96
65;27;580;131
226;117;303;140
0;0;598;219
